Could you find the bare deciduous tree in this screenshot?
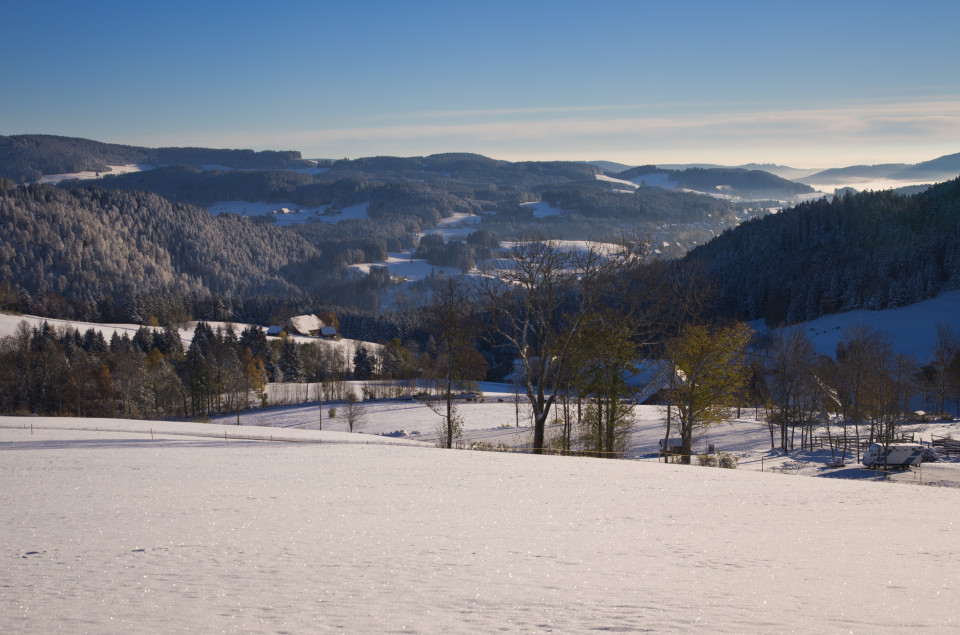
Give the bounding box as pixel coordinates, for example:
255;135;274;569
424;275;484;449
343;389;365;433
479;233;650;454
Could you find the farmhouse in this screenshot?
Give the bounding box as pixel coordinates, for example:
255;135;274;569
284;314;337;338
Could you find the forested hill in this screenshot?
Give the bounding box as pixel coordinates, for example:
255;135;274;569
323;153;601;188
0;181;445;343
0;135;307;183
615;165;815;199
686;176;960;326
0;184;326;316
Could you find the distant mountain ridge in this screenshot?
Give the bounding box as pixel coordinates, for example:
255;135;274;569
0;134;309;184
613;165;815;200
592;151;960;188
797;152;960;185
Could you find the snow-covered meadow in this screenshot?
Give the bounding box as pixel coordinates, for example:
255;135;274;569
2;415;958;633
36;164;154;185
212;382;960;484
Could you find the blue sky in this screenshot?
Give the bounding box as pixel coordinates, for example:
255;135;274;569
3;1;958;167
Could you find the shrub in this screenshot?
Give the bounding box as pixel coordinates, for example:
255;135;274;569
696;451;738;468
697;453;718;467
718;452;739;469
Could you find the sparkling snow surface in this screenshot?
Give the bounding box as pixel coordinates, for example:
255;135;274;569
2;417;958;633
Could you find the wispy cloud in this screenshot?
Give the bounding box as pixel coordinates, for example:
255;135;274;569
378;104;646;120
270;98;960;145
136;97;960;166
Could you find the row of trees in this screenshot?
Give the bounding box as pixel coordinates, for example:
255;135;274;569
422;235;960;463
760;322;960;460
419;234;755;462
413;229;501;273
0;315;492;423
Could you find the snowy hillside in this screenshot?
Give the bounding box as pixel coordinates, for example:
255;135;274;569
36;163;155;185
2;417;957;632
755;288;960;362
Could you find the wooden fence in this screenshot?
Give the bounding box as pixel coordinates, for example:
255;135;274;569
932;436;960;457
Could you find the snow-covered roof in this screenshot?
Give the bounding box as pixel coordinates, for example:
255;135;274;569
285;314;324;335
625;360;683;403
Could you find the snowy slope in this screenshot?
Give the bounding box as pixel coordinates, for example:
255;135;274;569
754;288;960;362
2;417;958;633
36;163;154;185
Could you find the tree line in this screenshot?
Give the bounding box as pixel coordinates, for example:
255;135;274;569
0;318;483;421
753;322;960;462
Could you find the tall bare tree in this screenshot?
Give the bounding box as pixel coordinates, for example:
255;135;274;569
479;233;650;454
767;327;818;452
423;274;485;449
930;323;958;416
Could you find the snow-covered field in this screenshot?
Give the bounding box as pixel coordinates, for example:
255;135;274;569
36;163;154;185
521;201;565;218
626;172;679;189
0;313;149;342
348;251;465;281
422;212;484;240
2;415;958;633
348;212;495;285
